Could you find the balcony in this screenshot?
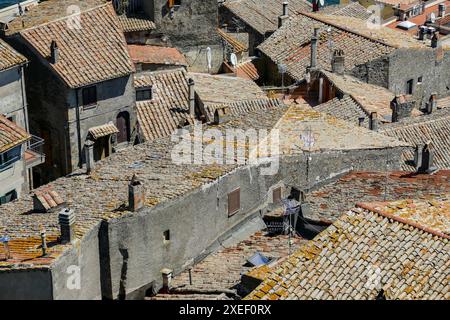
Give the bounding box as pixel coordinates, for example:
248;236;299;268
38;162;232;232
25;135;45;169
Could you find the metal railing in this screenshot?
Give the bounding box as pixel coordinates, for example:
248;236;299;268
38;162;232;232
25;135;45;166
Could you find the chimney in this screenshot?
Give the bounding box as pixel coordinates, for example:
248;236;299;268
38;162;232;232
331;49;345;75
358;117;365;127
427;93;437;114
84;139;95;174
369;112;378;131
58;208;76;244
161;268;173;292
188;78;195;117
278;1;289;28
438;4;446;18
418;142;437;174
414;144;423;171
213;106;231;124
128;174;145;212
391;95;415;122
50;40;59;64
310;26;320;70
418;26;426;41
431;32;441;48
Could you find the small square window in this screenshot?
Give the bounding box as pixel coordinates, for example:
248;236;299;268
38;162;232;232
228;188;240;217
82;86;97;106
136;87;153;101
417;76;423;84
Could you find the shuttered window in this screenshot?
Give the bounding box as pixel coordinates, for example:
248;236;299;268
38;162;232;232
228;188;240;216
273;187;282;203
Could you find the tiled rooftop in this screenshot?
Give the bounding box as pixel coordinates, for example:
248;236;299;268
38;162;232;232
319;71;422;121
273;104;409;155
306;170;450;223
314;95;370;128
19;3;134;88
128;45;187;66
235;60;260;81
5;0;107;35
150;231;307;300
0;106;289;269
245;195;450;300
258;13;395;81
318;2;372;20
0;115;31;153
223;0;311;35
217;28;248;53
381;108;450;170
0;38;27;71
135;69;195;142
117;13;156;33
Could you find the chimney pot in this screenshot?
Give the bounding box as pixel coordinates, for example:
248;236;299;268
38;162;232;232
129;174;145;212
391;95;415;122
431;32;440;48
40;229;47;256
310;26;320;70
418;142;437;174
161;268;173;292
50;40;58;64
427;93;437;114
331;49;345;75
84;139;95;174
438;4;446;18
58;208;76;244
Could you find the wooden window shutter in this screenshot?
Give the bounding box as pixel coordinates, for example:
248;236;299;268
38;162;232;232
228;188;240;216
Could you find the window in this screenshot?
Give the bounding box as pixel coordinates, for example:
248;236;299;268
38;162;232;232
273;187;282;203
417;76;423;84
163;230;170;244
406;79;414;95
0;146;22;172
228;188;240;216
82;86;97;106
136;87;152;101
0;190;17;205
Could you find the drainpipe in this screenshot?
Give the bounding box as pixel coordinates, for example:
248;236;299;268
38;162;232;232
75;89;83;169
20;64;33;190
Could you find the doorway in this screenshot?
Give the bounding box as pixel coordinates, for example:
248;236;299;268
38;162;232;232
116;112;130;144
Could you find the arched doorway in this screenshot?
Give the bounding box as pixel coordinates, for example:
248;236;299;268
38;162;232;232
116;112;130;144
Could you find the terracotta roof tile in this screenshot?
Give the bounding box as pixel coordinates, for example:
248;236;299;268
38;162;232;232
20;3;134;88
128;45;187;66
223;0;311;35
0;115;31;153
0;39;27;71
135;69;195;141
246;195;450;300
88;122;119;139
117;14;156;33
217;28;248;53
235;60;260;81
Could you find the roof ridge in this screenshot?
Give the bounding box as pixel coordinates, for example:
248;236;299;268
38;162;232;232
355;202;450;240
19;2;111;35
299;11;397;49
381;111;450;131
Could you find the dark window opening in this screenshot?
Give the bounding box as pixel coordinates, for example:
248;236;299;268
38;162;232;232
417;76;423;84
136;87;152;101
169;0;182;7
0;190;17;205
228;188;240;216
0;146;22;172
273;187;282;203
163;230;170;243
406;79;414;95
82;86;97;106
290;187;301;202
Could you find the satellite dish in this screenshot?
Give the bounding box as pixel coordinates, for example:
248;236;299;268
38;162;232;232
206;47;212;71
230;53;238;67
430;12;436;23
318;0;325;7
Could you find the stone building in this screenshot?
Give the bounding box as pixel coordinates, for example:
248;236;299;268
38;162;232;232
4;1;136;184
0;103;409;299
257;11;450;110
0;38;44;201
115;0;224;73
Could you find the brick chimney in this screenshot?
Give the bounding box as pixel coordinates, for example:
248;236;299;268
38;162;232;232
188;78;195;117
369;112;378;131
391;95;415;122
84;139;95;174
278;1;289;28
129;174;145;212
438;3;446;18
310;26;320;70
50;40;59;64
331;49;345;75
58;208;76;244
